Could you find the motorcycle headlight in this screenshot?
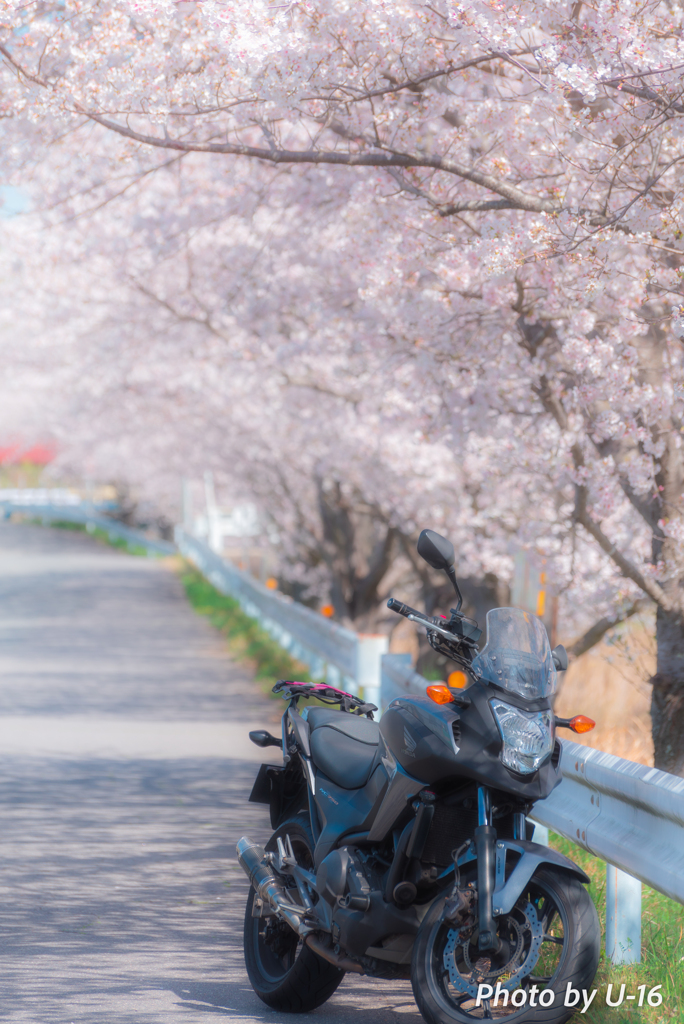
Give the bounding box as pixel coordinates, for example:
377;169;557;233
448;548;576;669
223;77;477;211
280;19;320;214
490;699;554;775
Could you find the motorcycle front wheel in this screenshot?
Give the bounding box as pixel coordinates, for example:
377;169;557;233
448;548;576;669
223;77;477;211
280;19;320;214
411;867;600;1024
243;813;345;1012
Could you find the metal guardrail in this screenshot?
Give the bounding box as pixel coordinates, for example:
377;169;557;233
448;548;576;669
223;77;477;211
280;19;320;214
531;744;684;905
380;653;684;964
380;652;430;711
3;500;385;696
531;742;684;966
176;527;388;700
1;500;175;555
6;493;677;965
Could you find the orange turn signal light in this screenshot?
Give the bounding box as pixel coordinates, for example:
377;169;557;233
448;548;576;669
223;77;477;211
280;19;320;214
426;684;455;705
569;715;596;734
448;670;468;690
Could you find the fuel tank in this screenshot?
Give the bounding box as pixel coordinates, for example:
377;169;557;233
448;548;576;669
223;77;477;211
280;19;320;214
381;686;562;800
380;696;461;783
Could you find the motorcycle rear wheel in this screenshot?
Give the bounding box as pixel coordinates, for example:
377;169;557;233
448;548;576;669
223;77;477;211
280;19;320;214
243;814;345;1012
411;867;599;1024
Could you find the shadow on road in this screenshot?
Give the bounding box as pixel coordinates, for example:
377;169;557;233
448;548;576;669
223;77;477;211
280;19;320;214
0;525;422;1022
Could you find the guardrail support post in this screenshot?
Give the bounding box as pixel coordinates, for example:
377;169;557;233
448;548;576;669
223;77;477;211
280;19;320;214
380;653;413;712
356;634;389;711
182;478;193;531
605;865;641;964
203;471;224;553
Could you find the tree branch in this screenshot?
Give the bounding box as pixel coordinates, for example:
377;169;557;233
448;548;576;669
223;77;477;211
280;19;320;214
601;77;684;115
516;311;677;616
385;168;518;215
131;281;229;342
329;48;533;103
567;597;651;658
593;436;664;537
75;109;557;213
0;42;47;85
440;198;520;214
574;482;675;612
355;526;398;612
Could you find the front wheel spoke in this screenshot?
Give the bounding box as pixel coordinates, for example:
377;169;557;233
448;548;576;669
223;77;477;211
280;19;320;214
445;987;473;1007
540;908;558;933
482;1000;493;1019
528;975;552;983
542;933;564;945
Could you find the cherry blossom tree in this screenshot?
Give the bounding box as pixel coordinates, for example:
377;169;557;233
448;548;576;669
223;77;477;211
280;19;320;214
2;0;684;769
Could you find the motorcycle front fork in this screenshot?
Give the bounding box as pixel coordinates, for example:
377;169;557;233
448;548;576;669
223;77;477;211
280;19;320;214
473;788;529;951
474;786;497;951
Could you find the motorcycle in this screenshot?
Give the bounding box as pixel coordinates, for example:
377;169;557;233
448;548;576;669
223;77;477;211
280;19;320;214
238;529;600;1023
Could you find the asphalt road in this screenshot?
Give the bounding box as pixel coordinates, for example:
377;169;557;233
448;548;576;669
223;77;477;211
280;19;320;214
0;523;421;1024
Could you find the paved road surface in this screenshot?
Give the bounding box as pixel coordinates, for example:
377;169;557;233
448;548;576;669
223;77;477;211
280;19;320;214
0;523;421;1023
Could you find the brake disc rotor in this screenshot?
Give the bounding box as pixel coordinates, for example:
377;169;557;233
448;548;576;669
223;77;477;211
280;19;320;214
442;900;544;999
462;915;524;979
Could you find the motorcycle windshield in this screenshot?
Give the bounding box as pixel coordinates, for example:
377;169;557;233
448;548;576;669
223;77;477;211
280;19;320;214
471;607;557;699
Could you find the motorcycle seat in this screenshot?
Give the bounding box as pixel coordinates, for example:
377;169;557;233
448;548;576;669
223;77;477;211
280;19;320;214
307;708;380;790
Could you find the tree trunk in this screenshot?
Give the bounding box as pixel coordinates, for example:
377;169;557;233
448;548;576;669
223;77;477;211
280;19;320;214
651;607;684;775
628;324;684;776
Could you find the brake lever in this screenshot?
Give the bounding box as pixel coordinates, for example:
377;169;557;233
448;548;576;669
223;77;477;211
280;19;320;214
408;614;459;643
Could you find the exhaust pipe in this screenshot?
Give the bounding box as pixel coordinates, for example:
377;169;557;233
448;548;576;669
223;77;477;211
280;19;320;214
237;837;365;975
236;836;312;936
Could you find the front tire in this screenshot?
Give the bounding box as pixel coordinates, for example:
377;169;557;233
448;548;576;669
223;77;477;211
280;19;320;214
243;814;345;1012
411;867;600;1023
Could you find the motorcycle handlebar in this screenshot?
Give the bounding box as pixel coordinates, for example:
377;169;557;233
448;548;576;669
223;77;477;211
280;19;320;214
387;598;435;625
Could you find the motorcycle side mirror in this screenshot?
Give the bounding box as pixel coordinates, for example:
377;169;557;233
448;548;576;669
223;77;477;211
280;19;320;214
417;529;455;570
417;529;463;613
552;645;568;672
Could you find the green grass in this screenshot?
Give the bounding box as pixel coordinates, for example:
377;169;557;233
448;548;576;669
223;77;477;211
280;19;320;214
89;526;149;557
46;519;85;532
422;666;446;681
548;832;684;1021
180;565;310;697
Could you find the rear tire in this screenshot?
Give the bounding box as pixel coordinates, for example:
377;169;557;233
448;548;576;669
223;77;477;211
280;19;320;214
411;867;600;1023
243;814;345;1012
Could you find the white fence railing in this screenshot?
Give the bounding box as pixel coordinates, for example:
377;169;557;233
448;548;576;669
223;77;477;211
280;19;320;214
176;528;388;704
381;653;684;965
1;497;175;555
0;487;82;506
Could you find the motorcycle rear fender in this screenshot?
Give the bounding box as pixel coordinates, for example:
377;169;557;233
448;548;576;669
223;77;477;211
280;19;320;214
458;838;590;917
